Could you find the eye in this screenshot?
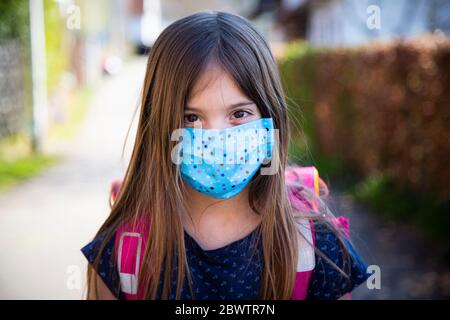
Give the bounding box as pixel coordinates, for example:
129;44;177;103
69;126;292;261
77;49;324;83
184;114;199;123
232;110;250;119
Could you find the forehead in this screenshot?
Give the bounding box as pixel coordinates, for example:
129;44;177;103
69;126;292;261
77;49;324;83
187;63;249;108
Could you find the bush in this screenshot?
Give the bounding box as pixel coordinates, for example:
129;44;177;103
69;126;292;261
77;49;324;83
0;0;29;41
279;35;450;199
279;35;450;248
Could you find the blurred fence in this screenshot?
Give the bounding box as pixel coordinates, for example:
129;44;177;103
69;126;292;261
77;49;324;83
0;39;26;139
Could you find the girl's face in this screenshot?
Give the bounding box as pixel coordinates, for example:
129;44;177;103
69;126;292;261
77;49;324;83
184;64;262;129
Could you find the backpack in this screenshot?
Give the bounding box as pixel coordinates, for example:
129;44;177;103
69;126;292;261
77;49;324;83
110;166;350;300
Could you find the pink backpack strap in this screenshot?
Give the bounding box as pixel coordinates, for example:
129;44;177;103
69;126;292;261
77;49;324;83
286;166;351;299
286;166;318;299
114;218;150;300
110;179;151;300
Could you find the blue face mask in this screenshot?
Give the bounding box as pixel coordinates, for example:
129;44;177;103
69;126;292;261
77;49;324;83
178;118;274;199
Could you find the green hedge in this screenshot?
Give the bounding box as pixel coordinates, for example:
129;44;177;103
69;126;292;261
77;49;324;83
0;0;29;41
279;37;450;251
44;0;70;94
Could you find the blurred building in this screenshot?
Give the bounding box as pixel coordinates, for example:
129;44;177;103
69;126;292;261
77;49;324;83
69;0;129;85
123;0;257;53
126;0;163;54
252;0;450;47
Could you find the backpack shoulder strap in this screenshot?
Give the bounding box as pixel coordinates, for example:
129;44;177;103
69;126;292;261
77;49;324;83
286;166;351;299
110;179;150;300
286;166;318;299
114;218;150;300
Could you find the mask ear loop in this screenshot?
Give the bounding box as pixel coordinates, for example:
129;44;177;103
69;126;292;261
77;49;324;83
260;125;279;176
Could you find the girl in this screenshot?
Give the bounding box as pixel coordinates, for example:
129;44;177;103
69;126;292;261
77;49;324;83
81;11;369;300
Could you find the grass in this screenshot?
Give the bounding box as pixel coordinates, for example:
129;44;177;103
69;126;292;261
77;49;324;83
353;173;450;256
0;84;95;193
0;152;59;191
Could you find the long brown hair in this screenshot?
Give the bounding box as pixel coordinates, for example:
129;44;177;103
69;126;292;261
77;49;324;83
86;11;350;300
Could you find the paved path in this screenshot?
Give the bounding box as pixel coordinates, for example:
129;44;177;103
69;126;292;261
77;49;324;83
329;191;450;299
0;58;146;299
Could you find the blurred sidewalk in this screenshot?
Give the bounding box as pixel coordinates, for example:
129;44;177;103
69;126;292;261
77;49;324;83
0;57;146;299
332;192;450;299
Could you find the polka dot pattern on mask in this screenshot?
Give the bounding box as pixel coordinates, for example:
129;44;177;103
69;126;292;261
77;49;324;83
179;118;274;199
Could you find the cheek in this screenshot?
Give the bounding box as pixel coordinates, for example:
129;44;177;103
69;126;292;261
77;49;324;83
254;108;262;119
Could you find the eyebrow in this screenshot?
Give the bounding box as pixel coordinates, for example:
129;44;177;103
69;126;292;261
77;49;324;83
185;101;255;111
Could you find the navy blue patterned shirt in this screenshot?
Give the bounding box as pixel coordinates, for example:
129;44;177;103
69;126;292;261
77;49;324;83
81;222;368;300
307;223;369;299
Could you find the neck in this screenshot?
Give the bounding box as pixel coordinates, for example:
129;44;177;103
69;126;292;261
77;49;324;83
182;183;260;235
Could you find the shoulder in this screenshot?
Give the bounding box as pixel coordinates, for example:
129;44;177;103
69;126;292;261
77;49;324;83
81;232;123;299
307;221;369;300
